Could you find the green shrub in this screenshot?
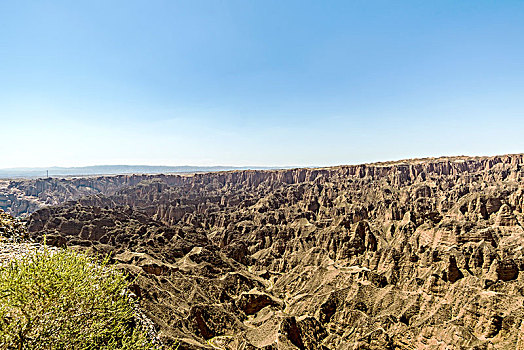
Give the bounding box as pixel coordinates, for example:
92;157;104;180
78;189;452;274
0;248;159;349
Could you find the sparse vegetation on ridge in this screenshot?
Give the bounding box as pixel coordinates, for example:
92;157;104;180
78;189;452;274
0;211;160;350
0;248;159;349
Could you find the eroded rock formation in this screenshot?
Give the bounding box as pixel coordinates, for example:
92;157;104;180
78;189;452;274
3;154;524;349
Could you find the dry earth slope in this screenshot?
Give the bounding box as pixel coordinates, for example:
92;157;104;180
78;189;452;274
2;154;524;349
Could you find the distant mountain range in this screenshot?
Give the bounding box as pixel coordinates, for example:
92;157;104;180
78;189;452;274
0;165;288;178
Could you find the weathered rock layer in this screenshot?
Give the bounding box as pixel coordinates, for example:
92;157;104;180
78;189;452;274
3;154;524;349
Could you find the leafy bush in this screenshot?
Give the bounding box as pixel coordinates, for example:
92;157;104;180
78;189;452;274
0;248;159;349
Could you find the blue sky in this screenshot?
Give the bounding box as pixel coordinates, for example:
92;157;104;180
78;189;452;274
1;0;523;167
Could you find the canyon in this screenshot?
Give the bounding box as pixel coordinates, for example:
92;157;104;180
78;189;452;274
2;154;524;349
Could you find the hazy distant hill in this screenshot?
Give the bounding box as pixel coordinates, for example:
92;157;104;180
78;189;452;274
0;165;283;178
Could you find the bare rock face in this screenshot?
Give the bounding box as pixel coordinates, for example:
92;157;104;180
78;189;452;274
278;316;327;350
236;290;283;315
495;204;518;226
445;255;463;283
6;153;524;349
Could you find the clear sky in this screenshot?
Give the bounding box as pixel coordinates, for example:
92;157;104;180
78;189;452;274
1;1;523;168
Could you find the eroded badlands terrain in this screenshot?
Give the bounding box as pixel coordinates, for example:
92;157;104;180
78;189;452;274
2;154;524;349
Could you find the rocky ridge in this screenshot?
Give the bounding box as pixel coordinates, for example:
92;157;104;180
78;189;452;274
2;154;524;349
